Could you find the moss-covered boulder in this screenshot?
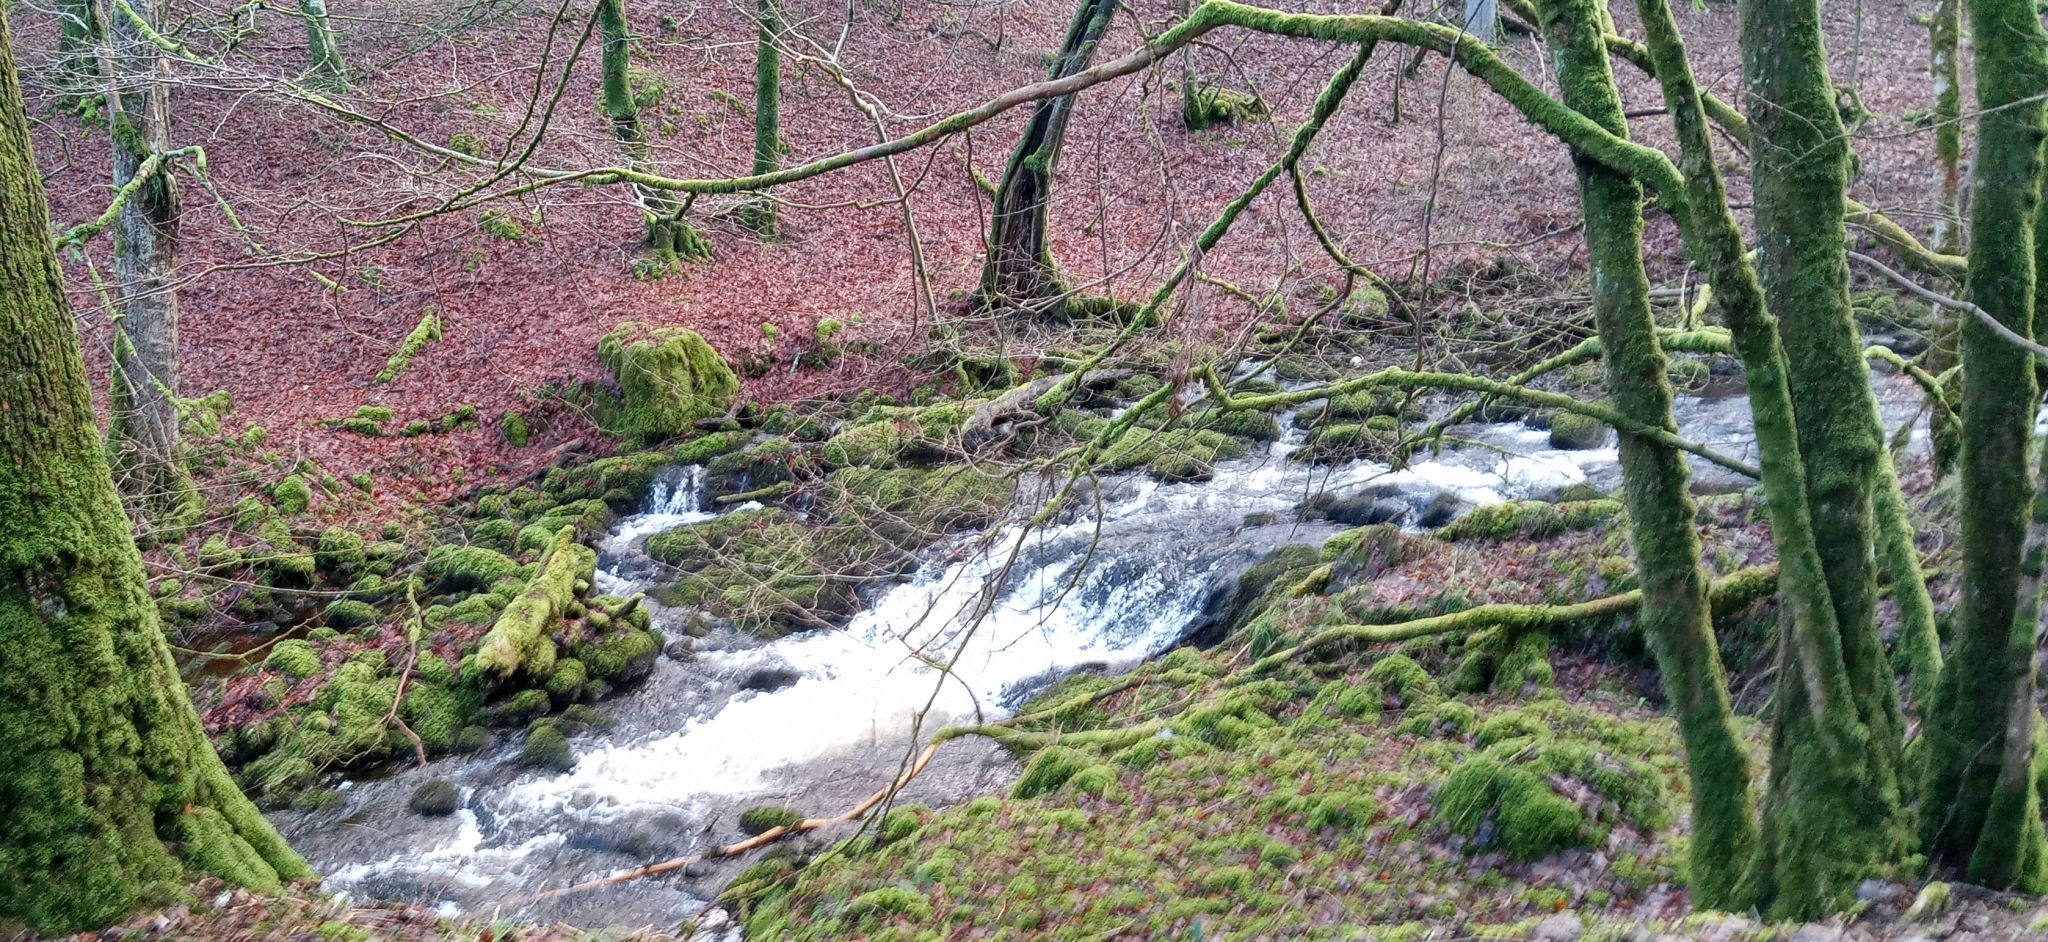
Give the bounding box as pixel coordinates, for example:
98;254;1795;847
1548;410;1608;450
321;599;381;631
598;323;740;443
408;780;461;816
423;544;519;592
520;723;575;771
265;639;322;679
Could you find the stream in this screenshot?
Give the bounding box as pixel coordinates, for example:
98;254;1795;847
268;369;1935;932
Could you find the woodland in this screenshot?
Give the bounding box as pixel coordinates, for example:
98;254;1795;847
4;0;2048;938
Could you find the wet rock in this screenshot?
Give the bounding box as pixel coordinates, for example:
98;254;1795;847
520;724;575;771
1417;493;1469;529
664;636;696;661
407;780;461;817
1529;913;1581;942
1302;486;1408;527
1856;879;1904;903
739;666;802;693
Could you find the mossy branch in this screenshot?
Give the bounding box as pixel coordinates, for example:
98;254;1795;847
52;146;202;249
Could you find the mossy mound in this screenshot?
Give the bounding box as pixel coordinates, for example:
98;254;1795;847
739;805;806;835
408;780;461;817
423;545;519;591
597;323;740;443
1294;416;1406;465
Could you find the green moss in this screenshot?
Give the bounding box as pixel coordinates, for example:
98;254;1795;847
520;724;574;771
265;639;322;679
408;780;460;816
740;805;806;835
499;411;531;446
1547;410;1608;450
423;544;519;592
321;599;380;631
314;527;366;574
821;402;971;468
1439;499;1622;542
1012;746;1091;799
272;474;312;515
1305;791;1376;832
478;688;551;727
255;518;315;581
375;311;442;384
844;885;932;923
597;323;740;442
1100;427;1248;481
198;534;241;570
546;658;588;704
579;627;660;684
1435;757;1586;860
399;683;472;753
475;528;593;682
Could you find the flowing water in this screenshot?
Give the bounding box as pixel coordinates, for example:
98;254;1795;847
269;369;1934;932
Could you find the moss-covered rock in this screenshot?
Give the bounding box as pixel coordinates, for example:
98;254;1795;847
1101;427;1248;482
265;639;322;679
408;780;461;816
321;599;381;631
1439;499;1622;542
479;688;551;727
1547;410;1608;450
423;544;519;592
520;724;574;771
272;474;313;515
314;527;366;574
546;658;588;704
598;323;740;442
499;410;531;447
821;402;972;468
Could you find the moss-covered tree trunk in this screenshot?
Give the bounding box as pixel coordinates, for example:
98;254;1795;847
977;0;1118;318
1535;0;1758;908
0;9;309;932
1739;0;1909;917
1918;0;2048;890
597;0;706;259
741;0;782;236
1929;0;1964;254
300;0;347;90
107;0;197;522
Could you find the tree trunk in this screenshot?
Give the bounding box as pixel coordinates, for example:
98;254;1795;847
107;0;197;522
1739;0;1907;917
301;0;348;90
977;0;1118;318
741;0;782;236
0;9;309;933
56;0;100;90
1930;0;1964;254
1919;0;2048;889
596;0;706;258
1537;0;1758;909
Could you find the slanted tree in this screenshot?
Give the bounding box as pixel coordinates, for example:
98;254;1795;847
740;0;783;235
1918;0;2048;890
596;0;707;259
977;0;1118;318
0;8;310;933
300;0;348;90
106;0;200;522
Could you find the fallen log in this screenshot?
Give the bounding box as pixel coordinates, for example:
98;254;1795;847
961;369;1132;452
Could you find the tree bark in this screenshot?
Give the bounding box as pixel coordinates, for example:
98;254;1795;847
596;0;706;258
742;0;782;235
1739;0;1907;917
977;0;1118;317
1536;0;1758;909
301;0;348;90
0;9;309;933
106;0;196;521
1919;0;2048;889
56;0;101;90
